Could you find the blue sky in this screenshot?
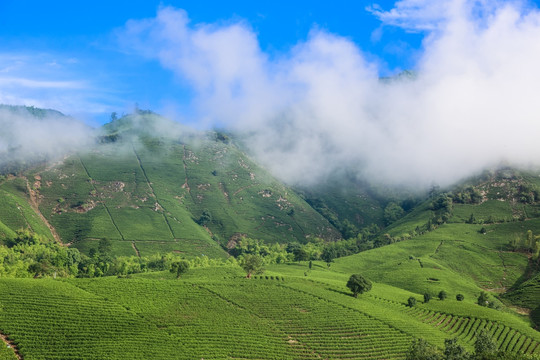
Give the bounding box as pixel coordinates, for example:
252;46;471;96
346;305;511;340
0;0;428;124
3;0;540;186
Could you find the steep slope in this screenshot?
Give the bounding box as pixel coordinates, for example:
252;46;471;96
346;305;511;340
0;176;56;242
24;112;340;257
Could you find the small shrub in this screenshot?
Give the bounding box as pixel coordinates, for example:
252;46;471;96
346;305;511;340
407;297;417;307
456;294;464;301
477;292;489;307
438;290;447;300
423;293;432;303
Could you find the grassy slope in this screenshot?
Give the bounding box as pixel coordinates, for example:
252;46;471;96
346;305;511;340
0;345;16;360
28;113;339;257
0;177;54;242
297;175;386;230
0;264;538;359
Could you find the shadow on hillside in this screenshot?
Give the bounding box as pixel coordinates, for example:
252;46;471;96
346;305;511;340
507;258;538;291
532;306;540;330
326;287;353;297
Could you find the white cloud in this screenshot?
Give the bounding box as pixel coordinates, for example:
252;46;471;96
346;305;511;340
118;1;540;188
366;0;459;32
0;106;94;168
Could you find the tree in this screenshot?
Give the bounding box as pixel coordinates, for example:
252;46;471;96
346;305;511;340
321;247;336;266
346;274;372;298
477;292;489;307
406;338;441;360
98;238;112;256
170;260;190;278
384;202;405;226
456;294;464;301
340;219;359;239
444;338;470;360
240;254;264;278
424;293;432;303
293;247;309;262
474;329;497;359
407;297;417;307
308;260;313;270
438;290;448;300
197;210;212;226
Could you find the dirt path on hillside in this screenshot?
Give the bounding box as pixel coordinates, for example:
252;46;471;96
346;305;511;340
24;177;63;244
131;241;141;258
0;331;23;360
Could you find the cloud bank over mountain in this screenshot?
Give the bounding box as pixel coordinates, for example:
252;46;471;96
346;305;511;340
117;0;540;188
0;106;92;169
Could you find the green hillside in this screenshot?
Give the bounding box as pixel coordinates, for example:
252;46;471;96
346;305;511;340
0;107;539;359
0;264;538;359
0;112;341;258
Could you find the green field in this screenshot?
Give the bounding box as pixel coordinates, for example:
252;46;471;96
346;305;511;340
0;263;538;359
0;109;539;359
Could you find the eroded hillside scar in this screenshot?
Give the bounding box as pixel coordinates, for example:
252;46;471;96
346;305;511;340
24;177;62;244
131;241;141;258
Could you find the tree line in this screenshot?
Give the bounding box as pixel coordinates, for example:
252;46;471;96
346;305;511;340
0;230;237;278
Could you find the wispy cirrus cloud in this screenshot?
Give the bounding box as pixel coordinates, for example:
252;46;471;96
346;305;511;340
366;0;457;32
0;77;84;89
0;52;121;121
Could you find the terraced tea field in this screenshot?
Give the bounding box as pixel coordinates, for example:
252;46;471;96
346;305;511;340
0;266;538;359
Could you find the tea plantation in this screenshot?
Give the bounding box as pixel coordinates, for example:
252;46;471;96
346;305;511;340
0;263;539;359
0;109;539;359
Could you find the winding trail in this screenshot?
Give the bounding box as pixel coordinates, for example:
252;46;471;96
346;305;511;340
0;331;23;360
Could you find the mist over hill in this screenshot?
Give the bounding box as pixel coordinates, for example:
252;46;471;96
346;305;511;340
116;1;540;188
0;105;93;173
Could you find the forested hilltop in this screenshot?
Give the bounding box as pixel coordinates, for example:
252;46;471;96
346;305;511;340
0;105;539;359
